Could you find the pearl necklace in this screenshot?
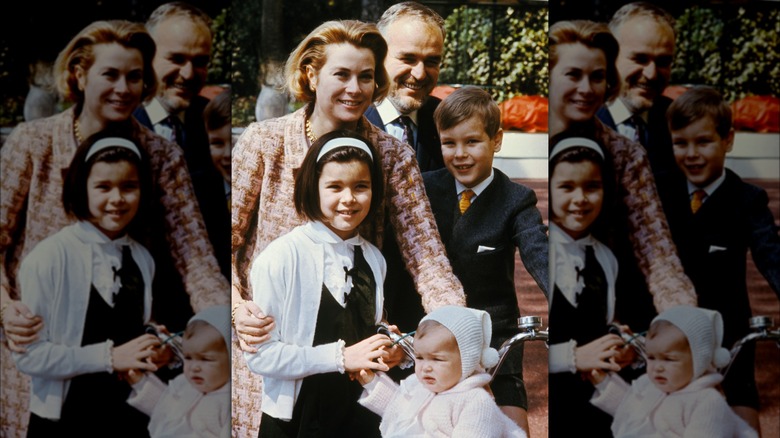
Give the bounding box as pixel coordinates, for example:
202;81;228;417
74;119;84;144
305;118;317;144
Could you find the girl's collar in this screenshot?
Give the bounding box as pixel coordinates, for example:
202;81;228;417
549;222;595;246
75;220;131;246
304;221;363;246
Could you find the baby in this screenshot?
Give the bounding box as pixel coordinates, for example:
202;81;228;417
590;306;758;437
127;305;230;438
358;305;526;437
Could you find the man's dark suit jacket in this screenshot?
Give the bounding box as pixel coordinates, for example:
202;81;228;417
133;96;230;330
423;167;549;374
364;96;443;173
365;96;444;348
596;95;677;181
596;95;678;332
656;168;780;346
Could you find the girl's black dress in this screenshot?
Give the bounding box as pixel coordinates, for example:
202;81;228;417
259;246;382;438
27;246;150;437
548;244;615;437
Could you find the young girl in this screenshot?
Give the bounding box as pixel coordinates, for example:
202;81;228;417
245;131;395;437
547;134;630;436
12;132;160;436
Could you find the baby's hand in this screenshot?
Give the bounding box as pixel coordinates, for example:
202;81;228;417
357;369;375;386
125;369;145;385
587;369;607;385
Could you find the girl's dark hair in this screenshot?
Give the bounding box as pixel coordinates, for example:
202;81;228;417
549;131;615;236
294;130;384;224
63;127;153;239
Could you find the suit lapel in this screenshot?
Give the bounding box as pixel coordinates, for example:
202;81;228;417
364;105;386;132
596;106;617;131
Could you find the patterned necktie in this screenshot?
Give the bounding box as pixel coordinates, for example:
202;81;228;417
165;115;184;146
691;189;706;214
459;189;475;215
630;114;647;146
398;115;414;146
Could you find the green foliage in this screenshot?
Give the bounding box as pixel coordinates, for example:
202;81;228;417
208;7;231;86
0;96;24;127
672;5;779;101
229;1;263;97
440;5;548;103
232;95;257;128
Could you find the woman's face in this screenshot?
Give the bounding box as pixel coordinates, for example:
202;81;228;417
550;43;608;130
76;42;145;124
308;43;376;129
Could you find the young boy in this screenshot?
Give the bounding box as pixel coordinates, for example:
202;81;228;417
127;305;231;437
357;306;526;437
202;89;232;278
655;86;780;432
589;306;757;437
203;89;232;209
421;85;548;432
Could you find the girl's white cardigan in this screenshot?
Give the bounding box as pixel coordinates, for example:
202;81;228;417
244;222;386;421
13;221;154;419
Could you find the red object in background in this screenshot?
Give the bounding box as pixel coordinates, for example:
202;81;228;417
663;84;692;101
430;85;458;101
499;95;548;132
200;85;228;100
732;95;780;133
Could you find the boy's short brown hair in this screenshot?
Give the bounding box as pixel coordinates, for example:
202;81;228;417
433;85;501;138
667;86;733;138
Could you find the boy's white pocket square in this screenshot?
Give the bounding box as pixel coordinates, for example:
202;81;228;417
709;245;727;253
477;245;495;253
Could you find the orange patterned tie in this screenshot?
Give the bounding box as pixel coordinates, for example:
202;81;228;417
690;189;706;214
459;189;475;215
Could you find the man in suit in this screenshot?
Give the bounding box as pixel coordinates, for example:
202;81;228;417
366;2;449;344
366;1;445;173
423;86;548;435
594;1;682;337
134;3;230;332
596;2;678;181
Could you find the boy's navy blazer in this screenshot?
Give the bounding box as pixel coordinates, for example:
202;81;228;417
365;96;444;172
596;95;677;180
657;168;780;344
423;168;549;366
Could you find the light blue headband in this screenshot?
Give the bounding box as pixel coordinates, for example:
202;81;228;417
316;137;374;162
550;137;604;160
85;137;142;162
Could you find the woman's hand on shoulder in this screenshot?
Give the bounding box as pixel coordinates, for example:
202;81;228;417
1;301;44;353
232;300;275;353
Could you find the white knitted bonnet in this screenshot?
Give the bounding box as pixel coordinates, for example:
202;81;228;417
421;306;500;381
188;304;232;349
652;305;731;378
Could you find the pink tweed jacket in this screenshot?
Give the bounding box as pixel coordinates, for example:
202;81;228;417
231;106;465;310
593;118;697;311
230;107;465;437
0;107;229;309
0;108;229;437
